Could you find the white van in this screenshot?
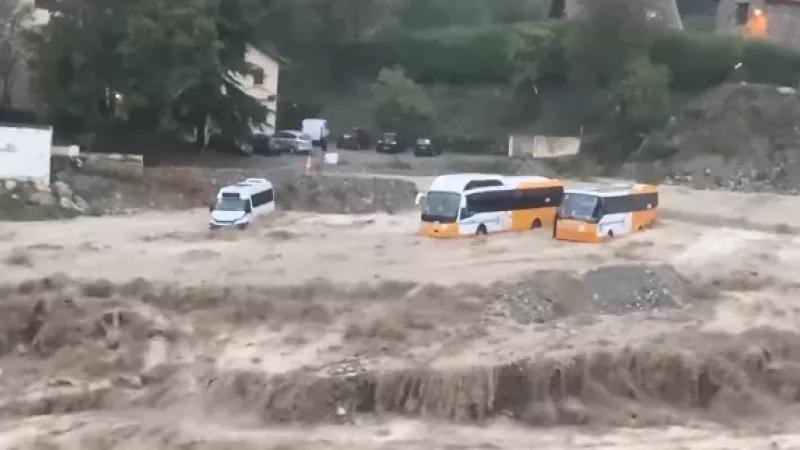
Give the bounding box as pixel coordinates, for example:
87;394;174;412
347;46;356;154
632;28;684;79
301;118;329;146
209;178;275;230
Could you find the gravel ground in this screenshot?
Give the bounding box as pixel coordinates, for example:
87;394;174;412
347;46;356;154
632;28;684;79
583;265;685;314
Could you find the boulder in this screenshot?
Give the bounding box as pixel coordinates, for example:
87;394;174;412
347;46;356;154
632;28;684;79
58;196;77;211
52;181;74;199
73;195;90;213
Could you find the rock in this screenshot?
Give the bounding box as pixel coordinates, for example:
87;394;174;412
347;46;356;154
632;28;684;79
3;179;17;191
73;195;90;213
52;181;73;199
116;374;144;389
58;196;77;211
28;191;57;207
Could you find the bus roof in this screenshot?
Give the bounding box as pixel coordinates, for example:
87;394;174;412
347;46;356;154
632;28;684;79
565;183;656;197
218;178;273;197
428;174;554;193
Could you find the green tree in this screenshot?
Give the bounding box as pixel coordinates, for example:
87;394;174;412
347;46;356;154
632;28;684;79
371;66;436;137
611;56;671;130
27;0;268;139
0;0;32;112
565;0;666;88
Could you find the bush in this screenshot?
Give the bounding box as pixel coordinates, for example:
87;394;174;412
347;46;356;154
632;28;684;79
435;135;506;155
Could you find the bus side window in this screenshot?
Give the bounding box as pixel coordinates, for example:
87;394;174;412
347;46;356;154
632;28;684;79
460;207;473;219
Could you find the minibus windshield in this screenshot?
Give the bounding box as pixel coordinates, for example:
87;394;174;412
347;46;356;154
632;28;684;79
215;196;248;212
558;193;600;222
421;191;461;223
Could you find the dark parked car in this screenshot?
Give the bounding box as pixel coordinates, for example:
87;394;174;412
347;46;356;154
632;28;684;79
337;127;372;150
376;132;408;153
413;137;441;157
208;132;276;156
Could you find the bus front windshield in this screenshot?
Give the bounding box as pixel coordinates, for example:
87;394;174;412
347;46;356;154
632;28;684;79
421;191;461;223
558;193;600;222
215;196;248;212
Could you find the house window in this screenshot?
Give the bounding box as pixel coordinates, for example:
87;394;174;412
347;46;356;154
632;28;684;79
252;68;264;86
735;2;750;25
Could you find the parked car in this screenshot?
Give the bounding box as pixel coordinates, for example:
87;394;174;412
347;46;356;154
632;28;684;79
207;131;255;156
376;132;408;153
269;130;313;154
337;127;372;150
413;137;441;157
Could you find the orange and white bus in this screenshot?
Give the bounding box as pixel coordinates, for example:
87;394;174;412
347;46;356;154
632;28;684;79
416;174;564;238
554;183;658;243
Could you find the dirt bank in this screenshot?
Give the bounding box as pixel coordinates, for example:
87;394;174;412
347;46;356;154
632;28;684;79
5;168;418;219
630;83;800;194
1;272;800;450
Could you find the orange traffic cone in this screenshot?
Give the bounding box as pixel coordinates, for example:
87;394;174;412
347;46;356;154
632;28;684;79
304;154;313;173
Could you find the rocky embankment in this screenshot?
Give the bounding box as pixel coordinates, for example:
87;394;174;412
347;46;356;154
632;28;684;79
0;179;92;221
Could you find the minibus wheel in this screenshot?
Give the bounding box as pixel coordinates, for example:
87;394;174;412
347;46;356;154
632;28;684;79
476;225;487;236
607;230;614;238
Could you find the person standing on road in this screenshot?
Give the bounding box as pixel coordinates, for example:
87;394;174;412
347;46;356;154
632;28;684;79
320;126;328;153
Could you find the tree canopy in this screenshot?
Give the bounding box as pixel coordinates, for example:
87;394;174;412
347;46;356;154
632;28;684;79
27;0;269;137
0;0;32;112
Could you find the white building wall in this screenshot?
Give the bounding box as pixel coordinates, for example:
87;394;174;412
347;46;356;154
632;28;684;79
228;45;281;135
0;123;52;185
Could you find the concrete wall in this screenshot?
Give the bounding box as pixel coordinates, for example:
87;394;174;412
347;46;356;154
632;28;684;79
717;0;800;48
0;123;52;184
508;134;581;158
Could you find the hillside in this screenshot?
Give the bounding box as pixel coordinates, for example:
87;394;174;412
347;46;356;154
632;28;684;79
629;83;800;193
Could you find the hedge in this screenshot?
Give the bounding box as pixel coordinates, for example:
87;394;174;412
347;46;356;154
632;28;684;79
334;21;800;90
333;22;563;84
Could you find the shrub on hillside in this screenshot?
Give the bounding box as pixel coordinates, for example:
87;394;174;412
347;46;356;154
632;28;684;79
612;57;672;130
371;67;437;137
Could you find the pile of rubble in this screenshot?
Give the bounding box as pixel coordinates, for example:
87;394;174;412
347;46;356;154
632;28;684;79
496;265;686;325
0;179;92;220
629;83;800;194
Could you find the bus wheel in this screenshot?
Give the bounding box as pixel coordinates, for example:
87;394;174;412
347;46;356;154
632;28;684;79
607;230;614;239
476;225;488;236
638;226;644;231
531;219;542;229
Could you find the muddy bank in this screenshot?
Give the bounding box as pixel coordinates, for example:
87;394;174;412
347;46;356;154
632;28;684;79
211;327;800;426
0;270;787;431
21;169;419;218
629;84;800;194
